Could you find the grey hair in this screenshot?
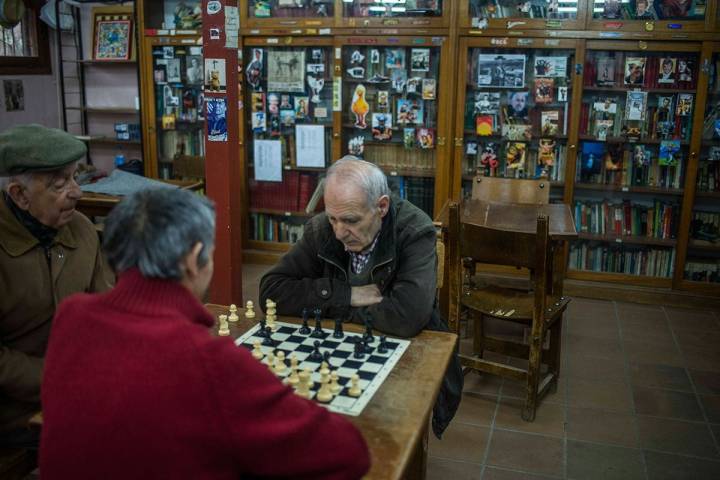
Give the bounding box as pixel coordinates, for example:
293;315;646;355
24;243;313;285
325;155;390;208
102;188;216;280
0;173;34;191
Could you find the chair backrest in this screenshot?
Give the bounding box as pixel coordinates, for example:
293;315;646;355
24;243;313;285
471;176;550;205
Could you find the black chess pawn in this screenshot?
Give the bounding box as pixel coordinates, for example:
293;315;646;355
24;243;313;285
311;309;324;338
259;318;267;336
353;340;365;359
333;317;344;338
310;340;323;362
363;324;375;344
323;351;333;369
299;308;311;335
378;335;388;354
262;326;275;347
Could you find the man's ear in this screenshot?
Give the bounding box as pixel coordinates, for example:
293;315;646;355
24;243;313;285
182;242;204;279
377;195;390;218
6;181;30;210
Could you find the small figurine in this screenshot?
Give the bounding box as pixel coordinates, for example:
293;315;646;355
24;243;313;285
351;84;369;129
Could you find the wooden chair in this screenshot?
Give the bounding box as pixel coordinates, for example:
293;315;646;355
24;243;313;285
471;176;550;205
447;201;569;421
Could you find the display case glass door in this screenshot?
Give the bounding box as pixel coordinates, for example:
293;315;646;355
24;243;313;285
338;36;450;218
453;37;581;203
568;40;702;287
679;45;720;293
242;0;334;29
340;0;448;28
588;0;708;32
459;0;584;30
242;39;334;251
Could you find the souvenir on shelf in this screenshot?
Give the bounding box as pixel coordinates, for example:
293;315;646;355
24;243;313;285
467;0;578;25
591;0;707;21
342;0;444;24
247;0;334;20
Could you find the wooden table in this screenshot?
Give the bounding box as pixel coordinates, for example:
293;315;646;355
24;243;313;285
207;304;457;480
77;179;203;218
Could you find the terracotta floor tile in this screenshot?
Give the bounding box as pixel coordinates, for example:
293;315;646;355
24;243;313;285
426;457;483;480
632;387;704;421
565;353;627;382
637;416;719;459
643;450;720;480
566;407;639;448
566;440;645;480
501;376;566;405
688;369;720;395
565;334;622;360
699;395;720;424
674;329;720;351
629;364;693;392
680;346;720;373
464;372;504;396
493;398;565;437
566;298;615;316
485;430;564;478
666;308;720;332
621;322;676;346
567;377;633;413
623;340;684;368
428;423;490;463
454;393;498;427
566;316;619;340
482;466;562;480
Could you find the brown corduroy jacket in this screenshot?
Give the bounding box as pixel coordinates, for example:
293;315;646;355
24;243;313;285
0;199;114;433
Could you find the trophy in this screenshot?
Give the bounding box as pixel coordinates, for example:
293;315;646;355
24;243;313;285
307;75;325;104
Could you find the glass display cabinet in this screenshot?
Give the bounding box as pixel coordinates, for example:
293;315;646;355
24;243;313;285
568;40;702;286
340;0;449;29
453;37;581;202
242;0;335;29
460;0;584;30
241;38;334;249
587;0;709;32
338;36;452;217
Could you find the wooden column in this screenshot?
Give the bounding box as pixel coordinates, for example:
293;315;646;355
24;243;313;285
203;0;243;304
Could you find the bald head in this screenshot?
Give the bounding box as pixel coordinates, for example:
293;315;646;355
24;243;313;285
325;156;390;209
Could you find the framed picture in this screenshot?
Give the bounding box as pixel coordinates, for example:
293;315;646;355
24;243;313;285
92;7;134;61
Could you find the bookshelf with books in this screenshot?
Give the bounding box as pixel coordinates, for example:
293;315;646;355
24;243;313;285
587;0;711;33
569;41;702;287
338;36;453;218
339;0;450;29
677;45;720;293
241;38;334;251
459;0;585;31
453;37;581;203
137;0;203;180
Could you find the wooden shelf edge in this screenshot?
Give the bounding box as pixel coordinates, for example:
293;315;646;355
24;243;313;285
567;269;672;288
576;232;677;247
574;183;684;195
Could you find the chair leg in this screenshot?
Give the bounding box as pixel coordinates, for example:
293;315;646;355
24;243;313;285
472;312;484;358
522;324;545;422
547;315;564;393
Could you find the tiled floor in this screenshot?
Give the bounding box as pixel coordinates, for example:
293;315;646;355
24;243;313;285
240;265;720;479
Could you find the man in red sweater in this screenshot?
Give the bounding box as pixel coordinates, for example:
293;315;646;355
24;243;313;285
40;188;370;479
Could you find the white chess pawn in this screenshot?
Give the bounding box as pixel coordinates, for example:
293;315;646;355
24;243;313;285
217;314;230;336
287;355;299;387
245;300;256;319
319;361;330;377
316;372;333;403
228;304;239;323
348;373;361;397
266;351;275;373
330;371;341;395
252;340;263;360
275;351;287;373
296;368;312;398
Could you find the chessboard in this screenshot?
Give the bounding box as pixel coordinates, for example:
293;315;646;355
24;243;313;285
235;321;410;416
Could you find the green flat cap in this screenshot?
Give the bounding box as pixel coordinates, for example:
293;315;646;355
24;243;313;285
0;124;87;176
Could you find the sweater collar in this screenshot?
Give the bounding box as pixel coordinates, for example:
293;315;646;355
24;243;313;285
102;268;215;327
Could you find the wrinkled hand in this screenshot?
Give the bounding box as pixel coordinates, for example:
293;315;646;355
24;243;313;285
350;284;383;307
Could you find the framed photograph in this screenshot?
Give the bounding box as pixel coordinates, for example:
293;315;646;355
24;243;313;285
506;91;529;120
268;50;306;93
659;140;681;166
541;111;560;136
477;54;526;88
533;56;567;78
92;8;134;61
534;78;554;104
624;57;646;86
396;98;424;125
658;57;677;84
371;113;393;141
676;93;693;116
422;79;436;100
205;58;227;93
505;142;527;171
474;92;501;115
596;56;615;86
385;49;406;69
186;56;203;85
416;128;435;149
165;59;182;83
410;48;430;72
625;91;648;121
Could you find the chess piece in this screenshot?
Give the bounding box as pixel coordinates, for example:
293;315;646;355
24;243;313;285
299;308;311;335
363;324;374;343
245;301;256;319
330;371;341;395
275;351;287;374
333;317;344;338
319;361;330;377
287;355;300;387
262;326;275;347
296;368;312;398
348;373;362;397
316;372;333;403
217;314;230;336
353;341;365;359
228;304;239;323
265;299;277;331
378;335;388;354
266;351;275;373
258;317;267;336
310;340;323;362
252;340;264;360
311;309;324;338
323;351;333;369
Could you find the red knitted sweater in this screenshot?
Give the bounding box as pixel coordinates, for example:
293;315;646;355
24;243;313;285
40;268;369;479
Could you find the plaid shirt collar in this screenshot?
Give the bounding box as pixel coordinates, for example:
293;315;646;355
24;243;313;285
348;233;380;274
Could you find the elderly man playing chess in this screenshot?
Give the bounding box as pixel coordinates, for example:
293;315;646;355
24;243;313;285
41;188;369;479
0;124;114;448
259;156;462;438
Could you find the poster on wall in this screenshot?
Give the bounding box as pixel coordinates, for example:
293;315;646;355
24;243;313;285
3;80;24;111
267;50;306;92
204;58;227;93
206;97;228;142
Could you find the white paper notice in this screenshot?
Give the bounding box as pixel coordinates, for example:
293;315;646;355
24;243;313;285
225;6;239;48
295;125;325;168
254;140;282;182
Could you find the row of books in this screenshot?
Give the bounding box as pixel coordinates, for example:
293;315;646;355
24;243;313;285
696;161;720;192
573;200;679;239
387;176;435;218
684;261;720;283
364;144;436;170
579;101;693;142
584;54;697;90
690;210;720;243
248;171;319;212
160;129;205;160
249;213;305;244
569;243;676;278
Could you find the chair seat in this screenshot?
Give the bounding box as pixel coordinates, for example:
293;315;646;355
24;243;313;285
462;284;569;323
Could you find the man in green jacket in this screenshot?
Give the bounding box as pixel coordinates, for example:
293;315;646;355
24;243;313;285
259;156;462;437
0;124;114;447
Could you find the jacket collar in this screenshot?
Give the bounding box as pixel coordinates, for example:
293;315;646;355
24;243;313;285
318;198;397;273
0;195;78;257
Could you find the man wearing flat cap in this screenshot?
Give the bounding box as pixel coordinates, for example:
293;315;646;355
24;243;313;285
0;124;114;447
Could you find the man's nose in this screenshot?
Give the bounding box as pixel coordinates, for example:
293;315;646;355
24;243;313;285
66;179;82;200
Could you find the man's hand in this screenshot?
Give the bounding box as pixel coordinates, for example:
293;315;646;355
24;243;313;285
350;284;383;307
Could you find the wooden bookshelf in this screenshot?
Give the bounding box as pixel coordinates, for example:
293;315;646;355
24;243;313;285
249;208;311;217
577;232;677;248
574;183;684;196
